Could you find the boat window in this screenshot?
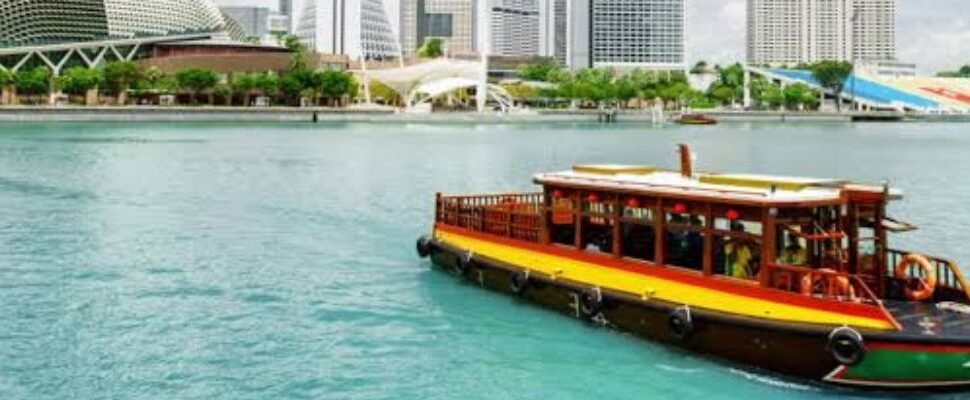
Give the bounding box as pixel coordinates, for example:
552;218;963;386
777;227;808;266
549;191;576;247
620;196;655;262
713;216;761;281
664;212;705;271
854;205;880;276
581;193;615;254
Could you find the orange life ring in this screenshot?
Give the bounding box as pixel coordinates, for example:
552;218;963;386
894;254;937;301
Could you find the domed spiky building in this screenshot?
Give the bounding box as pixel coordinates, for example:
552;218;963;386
0;0;293;77
0;0;236;48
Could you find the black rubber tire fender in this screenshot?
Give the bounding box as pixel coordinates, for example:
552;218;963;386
416;236;433;258
579;288;604;317
827;326;867;366
455;251;474;275
668;306;694;340
510;271;529;295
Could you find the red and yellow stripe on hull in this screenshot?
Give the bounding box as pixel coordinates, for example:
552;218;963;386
435;225;897;330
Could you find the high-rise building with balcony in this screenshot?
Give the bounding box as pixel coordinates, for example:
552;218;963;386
555;0;685;70
746;0;896;65
489;0;541;57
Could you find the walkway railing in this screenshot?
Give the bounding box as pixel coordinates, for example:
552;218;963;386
764;263;883;307
436;193;543;243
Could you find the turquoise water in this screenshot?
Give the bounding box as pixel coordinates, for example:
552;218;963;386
1;121;969;399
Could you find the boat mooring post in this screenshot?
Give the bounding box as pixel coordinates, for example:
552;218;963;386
312;111;319;123
679;143;693;178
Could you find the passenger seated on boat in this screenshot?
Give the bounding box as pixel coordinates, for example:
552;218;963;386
685;217;705;269
779;231;807;266
665;214;704;271
665;214;690;267
724;222;756;279
822;222;846;267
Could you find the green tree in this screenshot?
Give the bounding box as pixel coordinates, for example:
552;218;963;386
56;67;102;97
255;73;279;102
102;61;141;104
230;73;258;106
0;69;12;87
319;69;357;106
659;82;690;110
139;67;168;92
937;64;970;78
719;63;745;88
279;34;311;72
14;67;51;97
782;83;818;110
175;68;219;105
763;85;785;110
517;58;561;82
214;83;232;106
279;69;312;105
417;37;444;58
708;84;737;105
810;60;853;112
615;75;637;108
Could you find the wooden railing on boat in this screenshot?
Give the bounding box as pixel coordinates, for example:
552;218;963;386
888;249;970;303
436;193;543;243
764;264;882;306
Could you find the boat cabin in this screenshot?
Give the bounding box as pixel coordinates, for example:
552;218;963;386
435;145;970;307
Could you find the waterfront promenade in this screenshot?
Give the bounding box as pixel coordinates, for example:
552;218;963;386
2;106;965;123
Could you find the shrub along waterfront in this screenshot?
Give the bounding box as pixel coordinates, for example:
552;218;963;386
0;38;360;107
506;60;821;111
0;61;360;107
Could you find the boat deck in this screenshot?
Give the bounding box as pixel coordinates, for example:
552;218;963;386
885;300;970;340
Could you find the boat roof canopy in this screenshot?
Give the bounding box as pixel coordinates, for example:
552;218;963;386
534;164;902;206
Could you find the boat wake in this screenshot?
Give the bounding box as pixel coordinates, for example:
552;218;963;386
655;364;701;374
728;368;817;392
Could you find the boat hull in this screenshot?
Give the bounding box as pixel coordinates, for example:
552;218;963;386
423;237;970;391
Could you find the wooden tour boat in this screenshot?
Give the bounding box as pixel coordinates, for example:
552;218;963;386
415;144;970;390
677;114;718;125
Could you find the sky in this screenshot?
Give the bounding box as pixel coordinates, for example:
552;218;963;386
217;0;970;74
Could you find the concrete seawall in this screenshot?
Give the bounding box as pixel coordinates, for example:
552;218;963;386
2;106;964;123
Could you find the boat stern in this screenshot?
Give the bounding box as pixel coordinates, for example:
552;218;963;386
824;341;970;389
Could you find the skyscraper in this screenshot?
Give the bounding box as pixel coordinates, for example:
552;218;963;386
746;0;896;65
400;0;477;58
559;0;686;70
851;0;895;61
296;0;401;60
590;0;686;69
489;0;541;57
278;0;293;32
280;0;292;17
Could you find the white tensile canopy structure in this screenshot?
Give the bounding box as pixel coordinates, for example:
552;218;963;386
365;58;514;112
